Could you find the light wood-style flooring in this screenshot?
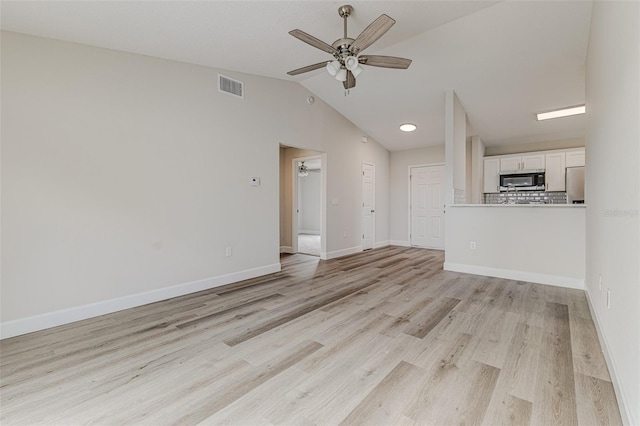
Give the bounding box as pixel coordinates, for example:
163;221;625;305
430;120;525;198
0;247;621;425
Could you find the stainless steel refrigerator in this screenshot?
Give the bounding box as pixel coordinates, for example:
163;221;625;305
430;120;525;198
566;166;585;204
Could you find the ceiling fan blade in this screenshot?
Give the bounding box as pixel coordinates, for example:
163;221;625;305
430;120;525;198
289;29;338;55
350;14;395;54
343;70;356;90
359;55;412;69
287;62;329;76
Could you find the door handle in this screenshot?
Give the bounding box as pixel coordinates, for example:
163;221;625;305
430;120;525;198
371;210;375;213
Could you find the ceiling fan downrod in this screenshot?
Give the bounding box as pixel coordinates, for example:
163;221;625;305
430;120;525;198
338;5;353;39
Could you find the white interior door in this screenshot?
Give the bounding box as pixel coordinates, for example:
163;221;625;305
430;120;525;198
410;165;444;249
362;163;375;251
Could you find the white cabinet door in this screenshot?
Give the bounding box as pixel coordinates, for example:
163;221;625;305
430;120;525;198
483;158;500;193
500;156;521;172
566;149;585;167
522;153;545;170
545;152;566;191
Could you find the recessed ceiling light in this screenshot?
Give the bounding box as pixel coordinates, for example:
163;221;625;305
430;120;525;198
400;123;417;132
536;105;586;121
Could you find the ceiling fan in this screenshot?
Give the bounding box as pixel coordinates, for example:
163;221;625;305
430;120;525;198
287;5;412;90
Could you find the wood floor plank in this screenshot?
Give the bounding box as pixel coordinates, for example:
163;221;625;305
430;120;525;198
173;340;323;424
570;316;611;381
0;247;621;425
339;360;426;425
439;361;501;425
531;302;579;425
484;393;533;426
496;322;544;402
403;297;461;339
575;372;623;425
472;309;521;369
263;332;396;425
404;332;476;421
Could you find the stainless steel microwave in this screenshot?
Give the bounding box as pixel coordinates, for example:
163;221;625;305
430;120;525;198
499;171;545;191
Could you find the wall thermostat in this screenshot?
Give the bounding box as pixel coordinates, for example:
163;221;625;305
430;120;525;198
251;177;261;186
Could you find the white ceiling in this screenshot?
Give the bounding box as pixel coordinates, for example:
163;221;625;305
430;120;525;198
0;1;593;151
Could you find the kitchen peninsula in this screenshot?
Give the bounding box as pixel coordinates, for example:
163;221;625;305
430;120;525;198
444;203;585;289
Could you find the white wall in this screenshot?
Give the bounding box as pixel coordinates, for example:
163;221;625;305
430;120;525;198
389;146;445;245
484;137;585;156
585;2;640;424
470;136;485;204
1;32;389;336
445;91;467;204
445;205;586;289
299;170;321;234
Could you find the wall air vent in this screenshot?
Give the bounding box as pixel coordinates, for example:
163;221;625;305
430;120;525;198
218;74;244;98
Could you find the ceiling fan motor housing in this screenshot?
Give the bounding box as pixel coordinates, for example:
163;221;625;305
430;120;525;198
332;38;356;59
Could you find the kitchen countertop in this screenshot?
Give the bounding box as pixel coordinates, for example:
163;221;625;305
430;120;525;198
449;204;586;208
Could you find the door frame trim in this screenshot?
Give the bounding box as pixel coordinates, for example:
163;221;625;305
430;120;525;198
408;162;446;250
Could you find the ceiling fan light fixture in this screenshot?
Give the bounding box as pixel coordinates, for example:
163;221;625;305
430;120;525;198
326;60;341;76
335;68;347;81
298;161;309;177
400;123;417;132
344;55;363;77
345;56;359;70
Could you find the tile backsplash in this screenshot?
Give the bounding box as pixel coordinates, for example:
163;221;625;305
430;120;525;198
484;191;567;205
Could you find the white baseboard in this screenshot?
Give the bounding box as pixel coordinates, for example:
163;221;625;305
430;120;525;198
324;246;362;260
390;240;410;247
373;240;390;249
443;262;584;289
0;263;282;340
280;246;294;254
585;290;632;426
298;230;320;235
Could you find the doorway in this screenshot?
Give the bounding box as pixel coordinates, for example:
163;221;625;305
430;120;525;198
410;164;445;249
279;146;326;259
295;158;322;256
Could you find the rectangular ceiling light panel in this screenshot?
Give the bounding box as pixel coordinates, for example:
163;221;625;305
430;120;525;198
536;105;586;121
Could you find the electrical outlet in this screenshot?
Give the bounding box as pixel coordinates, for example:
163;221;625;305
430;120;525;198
607;288;611;309
225;246;232;257
470;241;476;250
343;230;348;238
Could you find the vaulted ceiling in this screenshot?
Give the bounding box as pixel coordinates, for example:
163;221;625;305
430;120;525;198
1;1;593;151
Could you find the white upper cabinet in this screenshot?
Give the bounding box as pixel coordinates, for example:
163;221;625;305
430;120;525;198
566;148;585;167
521;153;545;170
499;153;545;172
483;158;501;193
545;152;566;191
500;156;521;173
